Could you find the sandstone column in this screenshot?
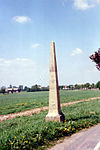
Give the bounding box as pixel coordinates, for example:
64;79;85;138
45;42;65;122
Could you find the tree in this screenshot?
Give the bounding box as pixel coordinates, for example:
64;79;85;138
82;84;85;89
24;86;30;92
0;86;6;94
75;84;81;89
59;86;64;90
30;85;40;92
91;83;95;89
84;83;90;89
41;87;49;91
96;81;100;90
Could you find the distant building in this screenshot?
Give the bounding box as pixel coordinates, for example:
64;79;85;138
37;85;42;89
63;86;68;90
5;88;20;93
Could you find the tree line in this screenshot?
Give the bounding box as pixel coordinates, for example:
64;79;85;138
1;81;100;94
24;85;49;92
59;81;100;90
0;84;49;94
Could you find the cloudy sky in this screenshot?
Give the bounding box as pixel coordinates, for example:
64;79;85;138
0;0;100;88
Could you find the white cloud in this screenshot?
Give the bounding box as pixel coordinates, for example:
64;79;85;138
0;58;36;74
71;48;83;56
31;43;40;48
0;58;49;87
74;0;95;10
62;0;100;10
13;16;31;23
96;0;100;3
0;58;36;87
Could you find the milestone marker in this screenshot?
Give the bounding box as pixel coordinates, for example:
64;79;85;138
45;42;65;122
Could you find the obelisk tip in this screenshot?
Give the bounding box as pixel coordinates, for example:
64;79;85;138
51;41;55;45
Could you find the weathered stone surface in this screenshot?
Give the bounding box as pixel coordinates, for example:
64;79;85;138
45;42;65;122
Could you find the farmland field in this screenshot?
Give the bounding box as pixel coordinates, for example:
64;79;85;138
0;90;100;115
0;99;100;150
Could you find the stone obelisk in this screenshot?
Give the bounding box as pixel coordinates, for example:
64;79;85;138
45;42;65;122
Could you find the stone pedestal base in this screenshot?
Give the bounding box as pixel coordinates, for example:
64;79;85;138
45;112;65;122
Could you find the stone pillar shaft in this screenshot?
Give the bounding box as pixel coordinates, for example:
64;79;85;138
45;42;65;122
49;42;61;114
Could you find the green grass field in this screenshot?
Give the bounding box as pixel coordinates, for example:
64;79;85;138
0;99;100;150
0;90;100;115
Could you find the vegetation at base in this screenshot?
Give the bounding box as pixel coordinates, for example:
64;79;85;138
0;99;100;150
1;90;100;115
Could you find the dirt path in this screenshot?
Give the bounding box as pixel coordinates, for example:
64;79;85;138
49;124;100;150
0;97;100;122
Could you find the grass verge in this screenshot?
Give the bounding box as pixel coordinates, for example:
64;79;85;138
0;99;100;150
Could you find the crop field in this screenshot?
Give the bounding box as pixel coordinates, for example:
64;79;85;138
0;99;100;150
0;90;100;115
